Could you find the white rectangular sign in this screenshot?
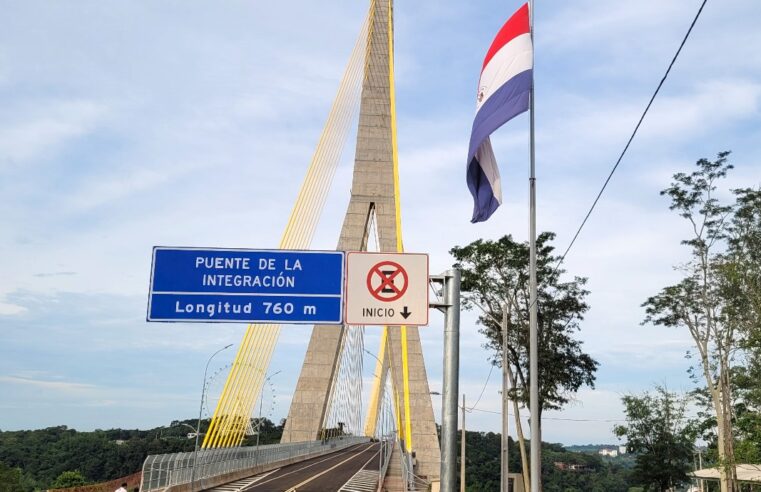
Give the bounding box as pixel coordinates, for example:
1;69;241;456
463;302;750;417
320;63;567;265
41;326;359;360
344;252;429;326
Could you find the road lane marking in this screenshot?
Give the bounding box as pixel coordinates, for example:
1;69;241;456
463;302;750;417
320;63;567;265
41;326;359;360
210;468;280;491
284;443;377;491
244;443;368;490
338;450;381;492
339;470;380;492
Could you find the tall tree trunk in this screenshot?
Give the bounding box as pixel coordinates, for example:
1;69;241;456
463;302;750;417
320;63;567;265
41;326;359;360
508;366;531;492
702;361;735;492
720;358;738;491
698;245;736;492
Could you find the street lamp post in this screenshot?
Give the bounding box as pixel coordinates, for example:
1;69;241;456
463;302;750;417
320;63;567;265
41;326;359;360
177;422;198;436
256;370;282;448
191;343;233;492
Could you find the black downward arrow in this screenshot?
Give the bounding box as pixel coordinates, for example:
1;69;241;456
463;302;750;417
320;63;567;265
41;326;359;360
400;306;411;319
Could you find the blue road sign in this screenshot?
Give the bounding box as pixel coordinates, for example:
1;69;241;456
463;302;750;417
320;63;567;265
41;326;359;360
147;247;344;324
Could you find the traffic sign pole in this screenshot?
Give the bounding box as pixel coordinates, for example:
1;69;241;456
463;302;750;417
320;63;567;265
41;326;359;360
430;269;461;492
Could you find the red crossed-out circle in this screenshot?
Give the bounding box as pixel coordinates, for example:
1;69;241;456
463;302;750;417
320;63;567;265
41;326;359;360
366;261;409;302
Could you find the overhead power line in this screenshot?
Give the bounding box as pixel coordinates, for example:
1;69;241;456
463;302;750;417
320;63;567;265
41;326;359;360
553;0;710;272
464;364;495;413
467;406;625;423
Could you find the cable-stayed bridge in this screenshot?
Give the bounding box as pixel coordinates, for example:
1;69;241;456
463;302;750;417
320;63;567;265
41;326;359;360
141;0;451;490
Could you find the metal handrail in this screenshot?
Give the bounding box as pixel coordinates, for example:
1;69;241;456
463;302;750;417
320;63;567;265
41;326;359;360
140;436;369;491
398;443;430;492
379;438;393;477
376;435;394;491
400;447;414;491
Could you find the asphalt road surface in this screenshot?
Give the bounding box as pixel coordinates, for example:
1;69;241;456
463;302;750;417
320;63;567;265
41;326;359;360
218;442;381;492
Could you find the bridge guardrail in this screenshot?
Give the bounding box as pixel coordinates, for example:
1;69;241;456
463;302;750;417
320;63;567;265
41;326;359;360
140;436;369;491
378;437;393;483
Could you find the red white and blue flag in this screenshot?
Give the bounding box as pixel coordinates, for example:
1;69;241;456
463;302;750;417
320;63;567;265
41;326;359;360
467;3;533;223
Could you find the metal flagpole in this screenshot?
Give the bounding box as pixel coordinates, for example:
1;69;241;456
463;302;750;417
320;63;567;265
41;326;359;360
527;1;540;492
502;300;509;492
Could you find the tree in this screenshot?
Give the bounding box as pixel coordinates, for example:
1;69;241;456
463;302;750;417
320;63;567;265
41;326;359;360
50;470;88;488
451;232;599;488
642;152;748;491
719;187;761;464
451;233;598;415
0;462;24;492
614;387;696;491
0;424;196;489
722;187;761;340
731;365;761;463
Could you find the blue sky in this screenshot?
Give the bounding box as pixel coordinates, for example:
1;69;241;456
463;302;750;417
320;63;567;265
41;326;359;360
1;0;760;445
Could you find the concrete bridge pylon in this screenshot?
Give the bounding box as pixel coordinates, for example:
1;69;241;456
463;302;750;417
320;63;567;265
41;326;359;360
280;0;440;481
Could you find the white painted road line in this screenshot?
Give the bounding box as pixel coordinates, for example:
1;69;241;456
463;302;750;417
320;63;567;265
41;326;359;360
208;468;280;491
339;469;380;492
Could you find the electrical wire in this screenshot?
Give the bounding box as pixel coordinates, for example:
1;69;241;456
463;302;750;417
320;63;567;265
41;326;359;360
467;406;625;422
551;0;710;276
464;364;495;413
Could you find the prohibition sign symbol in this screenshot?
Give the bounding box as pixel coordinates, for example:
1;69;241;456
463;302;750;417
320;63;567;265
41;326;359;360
366;261;409;302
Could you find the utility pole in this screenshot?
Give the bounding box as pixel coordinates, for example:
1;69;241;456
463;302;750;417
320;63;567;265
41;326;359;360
461;394;466;492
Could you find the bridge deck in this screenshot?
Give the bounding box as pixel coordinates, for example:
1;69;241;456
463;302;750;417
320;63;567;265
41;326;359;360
209;442;381;492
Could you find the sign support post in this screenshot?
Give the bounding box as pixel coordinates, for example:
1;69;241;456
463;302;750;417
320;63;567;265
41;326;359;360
430;269;461;492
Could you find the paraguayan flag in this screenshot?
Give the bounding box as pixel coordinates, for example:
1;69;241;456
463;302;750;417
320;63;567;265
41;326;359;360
466;3;533;223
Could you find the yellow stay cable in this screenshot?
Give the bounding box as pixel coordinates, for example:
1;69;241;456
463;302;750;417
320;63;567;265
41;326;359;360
362;0;412;448
203;7;371;448
385;0;413;453
363;326;387;437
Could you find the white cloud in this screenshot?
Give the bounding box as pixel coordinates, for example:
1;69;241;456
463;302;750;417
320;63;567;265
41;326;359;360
63;167;173;214
0;0;759;439
538;78;761;172
639;79;761;140
0;100;108;165
0;375;96;393
0;301;26;315
540;0;687;52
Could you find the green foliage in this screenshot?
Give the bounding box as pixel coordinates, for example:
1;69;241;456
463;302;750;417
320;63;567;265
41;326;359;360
450;233;598;417
723;187;761;464
444;426;634;492
240;417;286;446
50;470;88;488
721;186;761;346
542;444;631;492
641;152;761;489
0;462;24;492
0;419;284;491
729;363;761;464
458;431;509;492
613;387;696;491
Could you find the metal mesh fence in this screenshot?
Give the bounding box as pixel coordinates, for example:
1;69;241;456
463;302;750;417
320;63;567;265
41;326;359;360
140;436;369;491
